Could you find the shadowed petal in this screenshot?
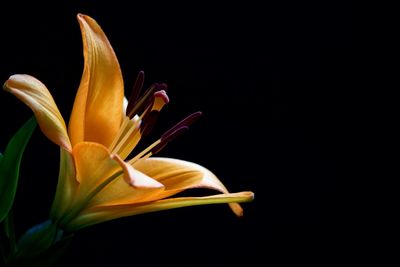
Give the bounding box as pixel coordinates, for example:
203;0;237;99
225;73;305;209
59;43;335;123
69;14;124;147
67;192;254;231
133;157;246;216
3;74;72;151
50;148;78;220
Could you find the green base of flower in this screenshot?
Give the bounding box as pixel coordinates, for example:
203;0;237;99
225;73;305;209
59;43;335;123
2;220;73;267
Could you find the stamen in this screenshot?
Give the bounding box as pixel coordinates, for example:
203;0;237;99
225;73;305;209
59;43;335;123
127;139;162;165
132;152;153;166
108;117;130;151
109;115;141;154
140;90;170;137
141;111;159;137
128;112;201;165
112;118;141;156
126;71;145;115
152;126;188;154
127;83;157;118
157;83;168;92
139;85;168;119
161;111;202;140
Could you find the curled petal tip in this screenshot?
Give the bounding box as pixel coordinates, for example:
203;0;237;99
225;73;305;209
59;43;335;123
77;13;87;19
112;154;164;189
230;191;254;217
245;191;255;199
236;208;244;217
3;75;19;90
3;74;72;151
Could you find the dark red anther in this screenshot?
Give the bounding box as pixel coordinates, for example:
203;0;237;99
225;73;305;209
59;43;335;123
141;110;159;137
149;112;202;155
126;71;145;115
158;83;168;91
152;126;188;154
140;89;170;138
127;83;158;118
161;111;202;140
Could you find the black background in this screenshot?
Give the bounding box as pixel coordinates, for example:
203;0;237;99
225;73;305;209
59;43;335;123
0;1;352;266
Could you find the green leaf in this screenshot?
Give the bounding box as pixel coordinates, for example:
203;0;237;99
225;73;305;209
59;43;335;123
0;117;36;223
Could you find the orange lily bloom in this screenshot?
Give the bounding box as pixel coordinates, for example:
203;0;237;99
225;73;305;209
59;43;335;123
3;14;253;232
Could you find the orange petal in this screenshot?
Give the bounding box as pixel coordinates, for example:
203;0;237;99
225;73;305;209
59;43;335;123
132;157;204;197
3;74;72;151
71;142;163;210
113;155;164;189
133;157;246;216
72;142;121;197
87;155;164;207
67;192;254;231
69;14;124;148
50;148;78;220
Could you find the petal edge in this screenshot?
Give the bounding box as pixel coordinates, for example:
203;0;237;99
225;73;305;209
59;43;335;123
67;191;254;231
69;14;124;147
3;74;71;151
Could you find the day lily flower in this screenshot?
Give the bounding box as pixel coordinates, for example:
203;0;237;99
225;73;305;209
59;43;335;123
3;14;253;232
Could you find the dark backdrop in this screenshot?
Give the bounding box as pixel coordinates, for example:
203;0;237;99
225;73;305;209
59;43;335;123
0;1;351;266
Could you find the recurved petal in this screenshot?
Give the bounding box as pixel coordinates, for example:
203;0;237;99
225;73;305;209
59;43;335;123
132;157;205;194
87;155;164;208
69;14;124;148
67;191;254;231
113;155;164;189
133;157;247;216
71;142;164;209
3;74;72;151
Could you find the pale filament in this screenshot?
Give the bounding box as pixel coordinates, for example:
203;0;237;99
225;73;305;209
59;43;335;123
109;115;141;155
